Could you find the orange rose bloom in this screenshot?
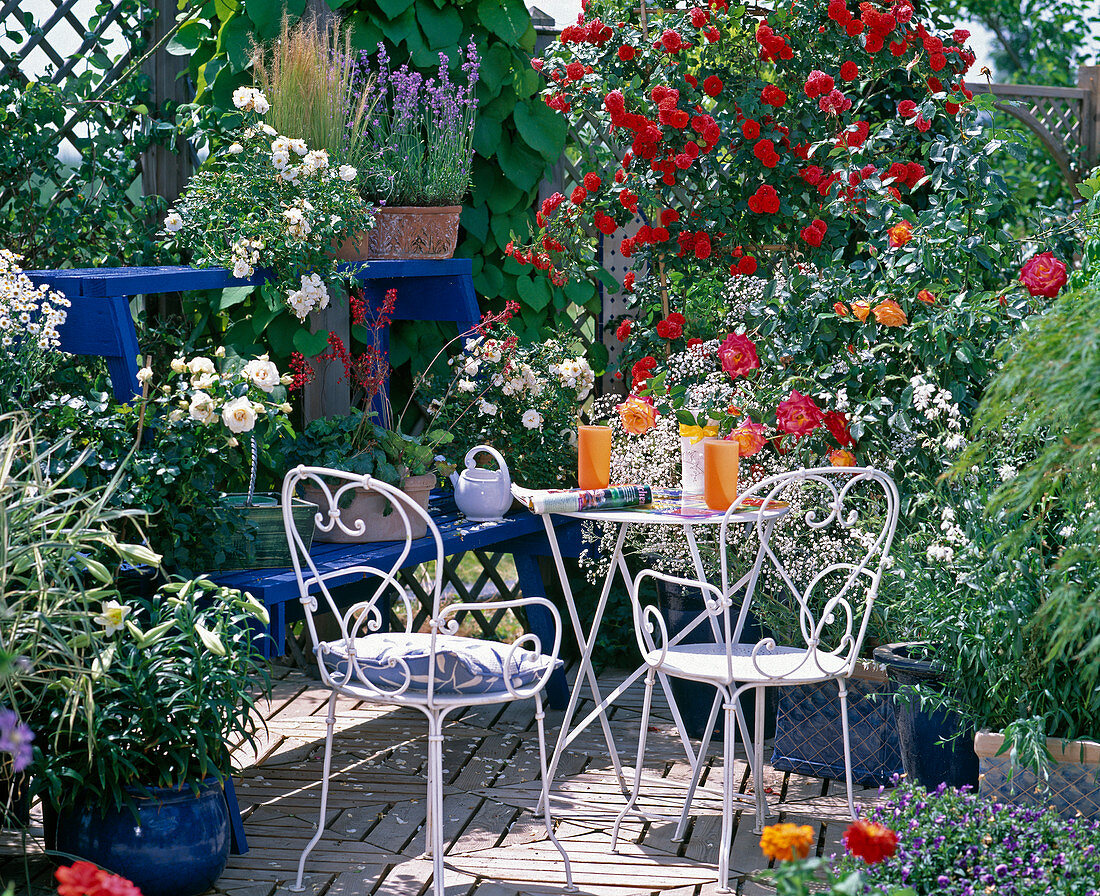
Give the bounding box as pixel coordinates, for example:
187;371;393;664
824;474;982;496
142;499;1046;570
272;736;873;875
833;301;848;316
760;823;815;862
850;300;871;322
917;289;936;305
730;419;768;457
616;395;658;435
829;448;857;467
887;220;913;247
873;299;907;327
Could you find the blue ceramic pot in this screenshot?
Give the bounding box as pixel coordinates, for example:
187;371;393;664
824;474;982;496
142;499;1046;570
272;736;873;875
50;779;230;896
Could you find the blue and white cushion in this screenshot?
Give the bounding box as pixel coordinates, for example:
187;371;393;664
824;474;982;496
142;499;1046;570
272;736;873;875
319;632;561;695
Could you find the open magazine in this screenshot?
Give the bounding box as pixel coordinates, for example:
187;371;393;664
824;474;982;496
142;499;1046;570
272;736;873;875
511;483;653;515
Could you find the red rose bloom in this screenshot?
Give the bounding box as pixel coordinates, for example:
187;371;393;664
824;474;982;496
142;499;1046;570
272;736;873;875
917;289;936;304
631;355;658;391
748;185;780;214
804;70;835;99
776;390;824;437
761;84;787;107
897;99;918;120
583;172;602;192
565;61;585;81
660;29;683;53
840;60;859;81
656;316;684;339
618;44;636;61
694;233;712;259
624;271;635;291
1019;252;1068;298
703;75;723;96
660;208;680;226
594;211;617;235
753;138;780;167
615;320;632;341
819;88;852;115
823;410;854;447
737;255;758;275
887;220;913;247
570;185;587;204
844;819;899;865
742;119;761;140
718;333;761;379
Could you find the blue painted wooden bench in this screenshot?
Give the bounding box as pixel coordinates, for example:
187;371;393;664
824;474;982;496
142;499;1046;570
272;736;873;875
23;261;581;854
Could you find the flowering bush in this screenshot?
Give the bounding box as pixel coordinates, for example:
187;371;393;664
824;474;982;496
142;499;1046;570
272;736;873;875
0;250;71;413
353;41;480;206
163;87;373;359
56;862;141;896
420;327;595;488
844;778;1100;894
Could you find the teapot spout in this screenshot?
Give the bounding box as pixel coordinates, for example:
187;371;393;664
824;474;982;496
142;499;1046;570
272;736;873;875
448;470;459;490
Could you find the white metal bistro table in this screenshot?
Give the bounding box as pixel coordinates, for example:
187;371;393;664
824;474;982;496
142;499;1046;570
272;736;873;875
536;487;789;800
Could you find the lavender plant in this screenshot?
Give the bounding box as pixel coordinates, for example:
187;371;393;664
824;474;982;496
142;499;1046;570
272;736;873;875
353;42;479;207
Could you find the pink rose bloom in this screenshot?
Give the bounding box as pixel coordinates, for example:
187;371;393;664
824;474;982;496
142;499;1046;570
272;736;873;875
776;390;824;438
1019;252;1067;298
718;333;761;379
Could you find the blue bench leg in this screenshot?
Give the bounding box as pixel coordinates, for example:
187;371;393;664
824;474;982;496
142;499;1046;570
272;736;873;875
224;776;248;854
513;553;568;710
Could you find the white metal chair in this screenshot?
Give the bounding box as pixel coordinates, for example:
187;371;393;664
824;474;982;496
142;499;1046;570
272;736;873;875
282;465;574;895
610;467;899;892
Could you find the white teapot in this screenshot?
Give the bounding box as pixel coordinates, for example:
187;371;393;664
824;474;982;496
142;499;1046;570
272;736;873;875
448;445;512;522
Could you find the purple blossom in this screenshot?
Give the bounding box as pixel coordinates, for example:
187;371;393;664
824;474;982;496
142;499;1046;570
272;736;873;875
0;708;34;772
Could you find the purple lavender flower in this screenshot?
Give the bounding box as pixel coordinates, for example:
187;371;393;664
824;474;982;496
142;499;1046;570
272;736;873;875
0;708;34;772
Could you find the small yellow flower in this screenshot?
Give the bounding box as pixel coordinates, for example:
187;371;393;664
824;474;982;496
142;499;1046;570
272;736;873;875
760;823;815;862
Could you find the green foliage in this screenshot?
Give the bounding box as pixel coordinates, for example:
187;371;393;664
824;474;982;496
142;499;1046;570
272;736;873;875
963;193;1100;693
0;2;176;267
36;577;271;814
178;0;594;372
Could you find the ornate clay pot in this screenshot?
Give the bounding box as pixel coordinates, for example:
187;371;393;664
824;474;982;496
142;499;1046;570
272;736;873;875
334;206;462;261
303;473;437;544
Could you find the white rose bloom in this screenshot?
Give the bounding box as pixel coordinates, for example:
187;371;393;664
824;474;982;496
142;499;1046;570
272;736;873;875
191;372;217;390
252;92;270;114
168;408;185;423
260;123;277;136
228;142;244;154
288;138;307;156
163;211;183;233
244;359;280;393
302;149;329;173
338;165;357;182
136;366;153;384
280;165;300;184
214;346;227;358
271;136;290;154
188;390;217;425
170;357;187;374
522;409;543;430
457;378;476;393
187;357;215;377
231;86;253;110
232;259;253;279
478;399;498;417
222;396;257;433
271;150;290;170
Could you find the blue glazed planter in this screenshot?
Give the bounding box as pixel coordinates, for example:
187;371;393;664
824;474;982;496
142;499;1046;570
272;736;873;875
50;779;230;896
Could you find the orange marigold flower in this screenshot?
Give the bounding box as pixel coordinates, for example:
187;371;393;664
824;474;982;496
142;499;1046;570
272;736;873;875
887;220;913;247
917;288;936;305
850;300;871;322
760;823;815;862
844;818;898;864
616;394;658;435
873;299;908;327
829;448;857;467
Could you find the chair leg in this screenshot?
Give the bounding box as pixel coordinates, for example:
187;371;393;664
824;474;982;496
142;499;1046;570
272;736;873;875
754;686;768;826
610;668;656;853
838;679;857;820
427;714;446;896
673;688;722;842
534;692;576;892
716;700;736;894
292;691;338;892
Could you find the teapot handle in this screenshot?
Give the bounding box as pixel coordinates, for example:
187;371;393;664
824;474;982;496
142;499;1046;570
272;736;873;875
464;444;510;482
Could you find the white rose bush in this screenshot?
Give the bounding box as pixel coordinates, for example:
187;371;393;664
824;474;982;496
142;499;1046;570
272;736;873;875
160;87;375;358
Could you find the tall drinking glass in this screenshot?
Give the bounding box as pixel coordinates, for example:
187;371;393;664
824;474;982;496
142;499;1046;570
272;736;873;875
577;425;612;490
704;437;740;511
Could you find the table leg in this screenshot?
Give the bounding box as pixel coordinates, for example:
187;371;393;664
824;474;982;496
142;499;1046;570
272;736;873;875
512;552;568;710
541;515;630;796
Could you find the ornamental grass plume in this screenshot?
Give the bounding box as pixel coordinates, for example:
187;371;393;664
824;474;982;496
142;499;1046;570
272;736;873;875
760;822;816;862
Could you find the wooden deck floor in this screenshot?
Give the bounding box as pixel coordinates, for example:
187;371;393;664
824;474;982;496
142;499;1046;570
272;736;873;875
2;663;880;895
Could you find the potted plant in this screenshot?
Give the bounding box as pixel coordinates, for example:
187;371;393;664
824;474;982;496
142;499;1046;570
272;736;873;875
161;83;374;360
36;577;270;896
345;39;480;259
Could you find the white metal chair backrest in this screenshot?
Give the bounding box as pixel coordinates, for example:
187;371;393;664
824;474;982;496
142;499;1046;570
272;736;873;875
281;465;447;700
716;466;900;679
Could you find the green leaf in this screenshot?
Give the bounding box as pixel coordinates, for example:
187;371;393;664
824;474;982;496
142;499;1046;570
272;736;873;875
217;14;253;73
513;101;568;161
588;341;609;374
478;43;511;92
167;19;209;55
416;3;463;50
218;285;254;311
293;327;330;357
478;0;529;43
515;274;552;311
245;0;304;40
473;262;504;298
460;202;489;244
376;0;415;18
496;134;545;192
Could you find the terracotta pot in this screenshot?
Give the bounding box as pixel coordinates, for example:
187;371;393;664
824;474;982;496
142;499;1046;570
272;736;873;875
974;730;1100;819
303;473;436;544
334;206;462;261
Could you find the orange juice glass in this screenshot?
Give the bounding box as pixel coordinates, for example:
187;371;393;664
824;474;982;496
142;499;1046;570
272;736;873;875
704;438;740;511
578;425;613;490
